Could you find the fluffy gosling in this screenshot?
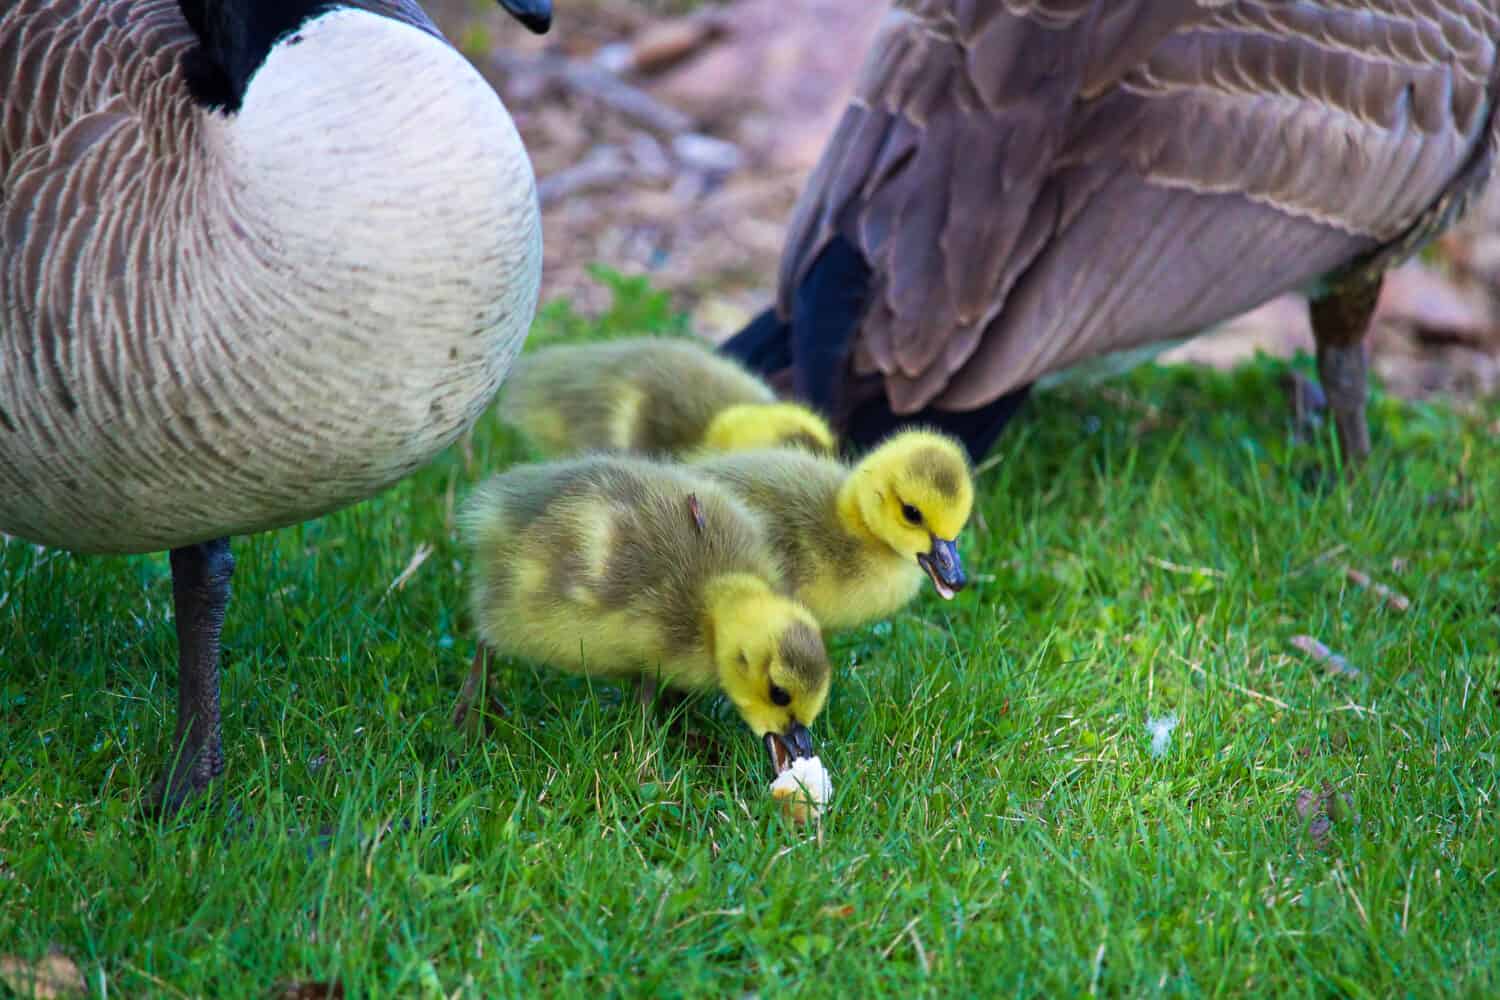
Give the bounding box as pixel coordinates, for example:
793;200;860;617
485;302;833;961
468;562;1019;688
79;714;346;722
497;337;836;458
458;456;832;772
693;429;974;631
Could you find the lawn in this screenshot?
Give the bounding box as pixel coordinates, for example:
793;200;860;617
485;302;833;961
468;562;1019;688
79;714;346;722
2;276;1498;997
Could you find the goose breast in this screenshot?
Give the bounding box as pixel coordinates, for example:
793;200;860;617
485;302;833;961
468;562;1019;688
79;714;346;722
0;0;542;553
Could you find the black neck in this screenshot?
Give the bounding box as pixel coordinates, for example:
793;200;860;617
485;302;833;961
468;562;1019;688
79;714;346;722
177;0;335;112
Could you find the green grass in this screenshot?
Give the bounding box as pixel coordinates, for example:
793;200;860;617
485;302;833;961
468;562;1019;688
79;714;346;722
2;276;1498;997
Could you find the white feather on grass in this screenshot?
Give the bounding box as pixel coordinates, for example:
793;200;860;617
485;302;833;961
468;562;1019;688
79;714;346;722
1147;713;1179;759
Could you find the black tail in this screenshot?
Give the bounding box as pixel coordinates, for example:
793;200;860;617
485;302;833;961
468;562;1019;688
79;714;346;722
784;236;873;415
720;306;793;375
721;235;872;418
720;234;1032;461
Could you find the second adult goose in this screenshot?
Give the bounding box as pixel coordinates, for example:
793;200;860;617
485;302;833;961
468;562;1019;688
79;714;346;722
723;1;1500;461
0;0;551;812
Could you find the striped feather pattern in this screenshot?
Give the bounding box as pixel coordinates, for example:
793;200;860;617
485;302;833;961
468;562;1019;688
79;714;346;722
776;0;1500;413
0;0;542;553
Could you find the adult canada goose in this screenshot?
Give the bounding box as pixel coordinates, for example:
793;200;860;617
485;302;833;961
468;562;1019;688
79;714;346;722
0;0;552;813
722;2;1500;461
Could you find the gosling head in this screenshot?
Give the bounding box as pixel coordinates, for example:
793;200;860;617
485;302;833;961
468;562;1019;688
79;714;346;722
839;430;974;599
700;403;837;456
709;578;832;775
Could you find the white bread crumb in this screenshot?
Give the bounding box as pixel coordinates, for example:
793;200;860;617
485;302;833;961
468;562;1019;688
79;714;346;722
769;755;832;823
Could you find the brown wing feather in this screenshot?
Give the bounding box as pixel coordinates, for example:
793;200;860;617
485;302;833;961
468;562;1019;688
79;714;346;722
1;1;188;177
1;0;441;179
2;0;196;422
778;0;1500;414
1;0;446;423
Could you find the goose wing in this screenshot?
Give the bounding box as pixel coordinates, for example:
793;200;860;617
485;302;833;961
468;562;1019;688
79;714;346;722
777;0;1500;412
2;0;190;179
2;0;441;181
1;0;446;418
2;0;201;429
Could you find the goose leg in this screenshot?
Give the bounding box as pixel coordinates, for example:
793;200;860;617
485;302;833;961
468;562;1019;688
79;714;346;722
150;537;234;815
637;675;687;713
1308;272;1381;464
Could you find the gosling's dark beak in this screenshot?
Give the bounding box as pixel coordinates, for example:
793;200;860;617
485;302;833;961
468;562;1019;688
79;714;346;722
497;0;552;33
763;721;815;776
915;536;966;600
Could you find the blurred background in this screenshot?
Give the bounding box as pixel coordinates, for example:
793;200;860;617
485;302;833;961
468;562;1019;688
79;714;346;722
431;0;1500;409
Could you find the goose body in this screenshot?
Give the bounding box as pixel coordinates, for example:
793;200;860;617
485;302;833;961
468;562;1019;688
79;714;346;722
1;0;543;552
723;1;1500;459
0;0;551;809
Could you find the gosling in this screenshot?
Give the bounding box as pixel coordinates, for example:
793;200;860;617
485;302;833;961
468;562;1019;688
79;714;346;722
458;456;832;772
497;337;836;458
693;430;974;631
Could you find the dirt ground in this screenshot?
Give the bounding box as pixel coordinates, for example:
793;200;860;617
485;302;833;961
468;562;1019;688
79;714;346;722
431;0;1500;406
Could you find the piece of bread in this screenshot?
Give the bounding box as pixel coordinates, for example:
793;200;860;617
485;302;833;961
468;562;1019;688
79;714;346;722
770;755;833;823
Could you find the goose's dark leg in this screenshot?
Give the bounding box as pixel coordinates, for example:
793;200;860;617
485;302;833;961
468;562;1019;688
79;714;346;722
149;536;234;815
1308;272;1381;464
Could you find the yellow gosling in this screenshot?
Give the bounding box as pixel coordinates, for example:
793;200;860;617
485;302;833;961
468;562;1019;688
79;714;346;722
497;337;835;458
696;401;836;458
458;455;831;773
693;429;974;631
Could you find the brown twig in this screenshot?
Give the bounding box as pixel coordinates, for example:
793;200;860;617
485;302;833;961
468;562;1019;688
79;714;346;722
1342;565;1411;613
1188;661;1293;710
536;146;639;207
1289;635;1362;680
1146;556;1226;578
600;12;732;76
454;645;506;735
384;543;433;595
490;49;695;134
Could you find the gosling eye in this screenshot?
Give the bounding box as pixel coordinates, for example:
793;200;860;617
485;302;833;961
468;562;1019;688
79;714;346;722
900;502;923;526
769;684;792;707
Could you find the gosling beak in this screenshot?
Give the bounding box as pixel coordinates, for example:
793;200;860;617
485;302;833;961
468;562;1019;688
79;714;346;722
763;721;815;776
915;536;966;599
497;0;552;33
